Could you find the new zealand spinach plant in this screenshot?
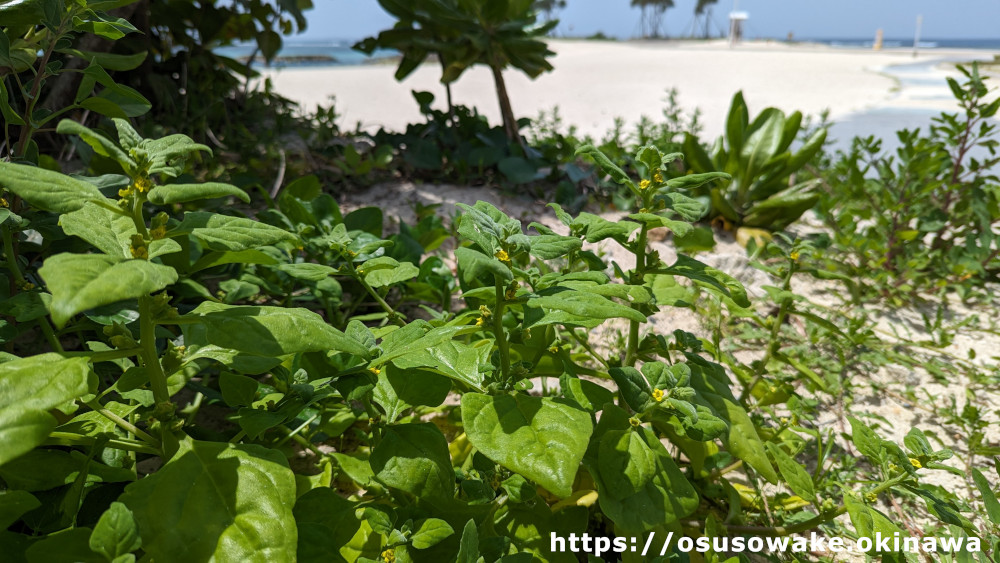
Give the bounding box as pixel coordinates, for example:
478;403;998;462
2;125;993;561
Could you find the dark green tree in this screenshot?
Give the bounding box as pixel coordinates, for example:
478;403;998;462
356;0;557;145
632;0;674;38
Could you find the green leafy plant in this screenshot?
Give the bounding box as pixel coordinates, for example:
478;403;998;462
813;63;1000;303
682;91;827;231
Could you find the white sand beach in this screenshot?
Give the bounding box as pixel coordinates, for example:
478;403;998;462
261;39;991;138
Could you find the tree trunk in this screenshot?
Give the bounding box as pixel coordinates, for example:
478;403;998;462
489;62;524;150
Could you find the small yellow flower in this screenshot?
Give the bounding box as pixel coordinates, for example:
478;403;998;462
475;317;486;327
345;249;357;258
651;388;665;402
790;250;800;261
18;280;35;291
381;548;396;563
130;235;148;259
548;346;559;354
628;417;641;428
640;179;651;190
118;186;134;198
133;176;152;193
369;367;381;375
150;225;167;240
653;171;664;183
489;473;502;490
495;249;510;263
479;304;492;317
864;491;878;503
0;197;8;208
176;345;186;354
909;457;922;469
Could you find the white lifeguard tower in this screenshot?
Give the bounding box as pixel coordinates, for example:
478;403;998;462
728;11;748;46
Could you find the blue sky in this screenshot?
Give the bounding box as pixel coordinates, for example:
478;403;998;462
301;0;1000;42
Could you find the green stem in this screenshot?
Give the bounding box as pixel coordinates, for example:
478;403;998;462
494;278;510;382
139;296;171;409
45;432;161;456
352;269;403;326
624;223;649;367
84;398;161;450
707;472;910;537
131;194;149;238
60;347;143;362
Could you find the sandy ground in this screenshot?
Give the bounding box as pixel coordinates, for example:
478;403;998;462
262;39;990;139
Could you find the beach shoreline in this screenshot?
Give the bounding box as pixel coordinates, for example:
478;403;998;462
260;38;997;139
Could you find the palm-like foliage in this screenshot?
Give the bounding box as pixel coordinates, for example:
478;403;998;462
355;0;557;144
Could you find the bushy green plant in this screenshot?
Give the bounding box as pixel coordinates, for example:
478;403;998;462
813;63;1000;303
3;123;996;560
682;91;827;231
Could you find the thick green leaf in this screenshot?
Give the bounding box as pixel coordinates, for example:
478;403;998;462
0;354;93;467
686;356;777;482
59;48;147;71
973;468;1000;526
373;365;451;423
461;393;593;498
455;246;512;284
172;212;297;252
0;162;110;214
0;490;41;529
608;366;651;413
56;120;134;171
653;255;750;308
39;254;178;328
627;212;693;237
0;0;46;27
293;487;367;563
59;202;135;258
391;338;489;389
410;518;455;549
121;439;297;561
585;405;699;533
25;527;103;563
848;416;884;463
528;234;582;260
369;423;455;504
147;182;250;205
575;145;636;191
361;257;419;288
572;212;640;244
0;448;133;491
182;302;369;358
664;171;731;191
766;443;814;501
456;519;479;563
597;429;658;500
844;495;906;555
530;288;647;323
89;502;141;561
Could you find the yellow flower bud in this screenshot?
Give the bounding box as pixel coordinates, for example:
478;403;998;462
495;249;510;263
381;548;396;563
909;457;922;469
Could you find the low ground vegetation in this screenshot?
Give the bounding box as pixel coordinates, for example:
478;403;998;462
2;2;1000;562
